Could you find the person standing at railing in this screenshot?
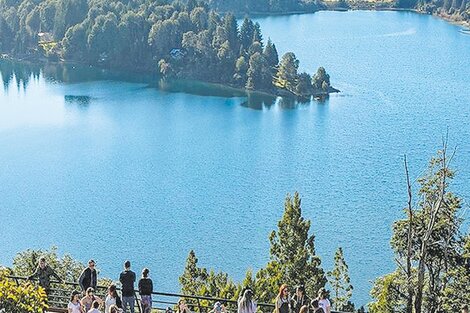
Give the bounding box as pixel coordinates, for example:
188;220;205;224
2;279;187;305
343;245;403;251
238;289;256;313
105;284;122;313
119;260;136;313
292;286;310;313
68;290;84;313
79;260;98;292
138;268;153;313
27;256;63;294
274;284;291;313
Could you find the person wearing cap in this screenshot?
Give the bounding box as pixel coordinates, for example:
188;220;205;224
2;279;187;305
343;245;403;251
28;257;62;294
81;287;103;312
119;260;136;313
79;260;98;292
68;290;83;313
292;286;310;313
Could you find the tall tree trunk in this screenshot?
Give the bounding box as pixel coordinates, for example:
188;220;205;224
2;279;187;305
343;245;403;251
404;155;414;313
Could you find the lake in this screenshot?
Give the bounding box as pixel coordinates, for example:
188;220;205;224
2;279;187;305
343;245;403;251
1;10;470;307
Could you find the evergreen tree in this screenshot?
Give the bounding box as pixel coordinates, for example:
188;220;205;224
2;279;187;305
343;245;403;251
246;52;271;90
234;55;248;87
327;247;354;312
312;67;330;91
295;72;312;96
252;22;263;47
239;17;254;51
257;192;326;302
263;38;279;69
179;250;208;295
275;52;299;91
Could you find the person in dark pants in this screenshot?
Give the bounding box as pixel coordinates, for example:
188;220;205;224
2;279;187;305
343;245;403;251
292;286;310;313
79;259;98;292
28;257;62;294
119;260;136;313
138;268;153;313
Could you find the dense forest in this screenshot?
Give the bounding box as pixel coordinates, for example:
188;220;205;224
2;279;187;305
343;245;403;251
0;0;333;96
202;0;321;13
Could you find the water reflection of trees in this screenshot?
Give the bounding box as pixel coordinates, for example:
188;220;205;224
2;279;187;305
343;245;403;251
0;60;41;90
0;60;153;91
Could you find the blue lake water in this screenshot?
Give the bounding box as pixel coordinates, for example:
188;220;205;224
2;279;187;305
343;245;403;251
1;10;470;307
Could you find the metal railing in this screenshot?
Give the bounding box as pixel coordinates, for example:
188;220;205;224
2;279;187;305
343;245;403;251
6;275;351;313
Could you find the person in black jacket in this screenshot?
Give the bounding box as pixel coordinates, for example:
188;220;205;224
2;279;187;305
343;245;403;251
79;260;97;292
28;257;62;294
138;268;153;313
119;260;136;313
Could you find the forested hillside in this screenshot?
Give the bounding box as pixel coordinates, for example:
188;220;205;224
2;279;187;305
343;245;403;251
0;0;333;95
203;0;321;13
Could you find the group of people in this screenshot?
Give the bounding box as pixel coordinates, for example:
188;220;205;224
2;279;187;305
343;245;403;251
28;258;153;313
28;257;331;313
274;285;330;313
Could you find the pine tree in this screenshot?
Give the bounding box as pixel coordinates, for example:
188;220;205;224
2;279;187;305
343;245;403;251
263;38;279;69
252;22;263;47
327;247;354;311
239;17;254;52
275;52;299;91
179;250;208;295
258;192;326;300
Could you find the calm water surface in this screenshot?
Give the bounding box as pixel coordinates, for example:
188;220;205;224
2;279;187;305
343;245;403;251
1;10;470;306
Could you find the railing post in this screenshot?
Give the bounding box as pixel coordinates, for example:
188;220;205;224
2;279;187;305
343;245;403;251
197;298;202;313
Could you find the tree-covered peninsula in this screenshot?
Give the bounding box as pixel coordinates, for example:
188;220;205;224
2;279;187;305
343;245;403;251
0;0;335;97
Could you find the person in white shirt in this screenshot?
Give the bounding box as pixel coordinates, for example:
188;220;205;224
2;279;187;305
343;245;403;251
88;300;102;313
238;289;257;313
105;284;122;313
317;288;331;313
68;290;83;313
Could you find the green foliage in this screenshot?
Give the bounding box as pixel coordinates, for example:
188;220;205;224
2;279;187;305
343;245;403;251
275;52;299;91
12;246;84;284
261;192;326;301
179;193;328;308
179;250;209;296
327;247;354;312
0;0;334;93
368;148;469;313
246;52;272;91
312;67;330;91
0;268;48;313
